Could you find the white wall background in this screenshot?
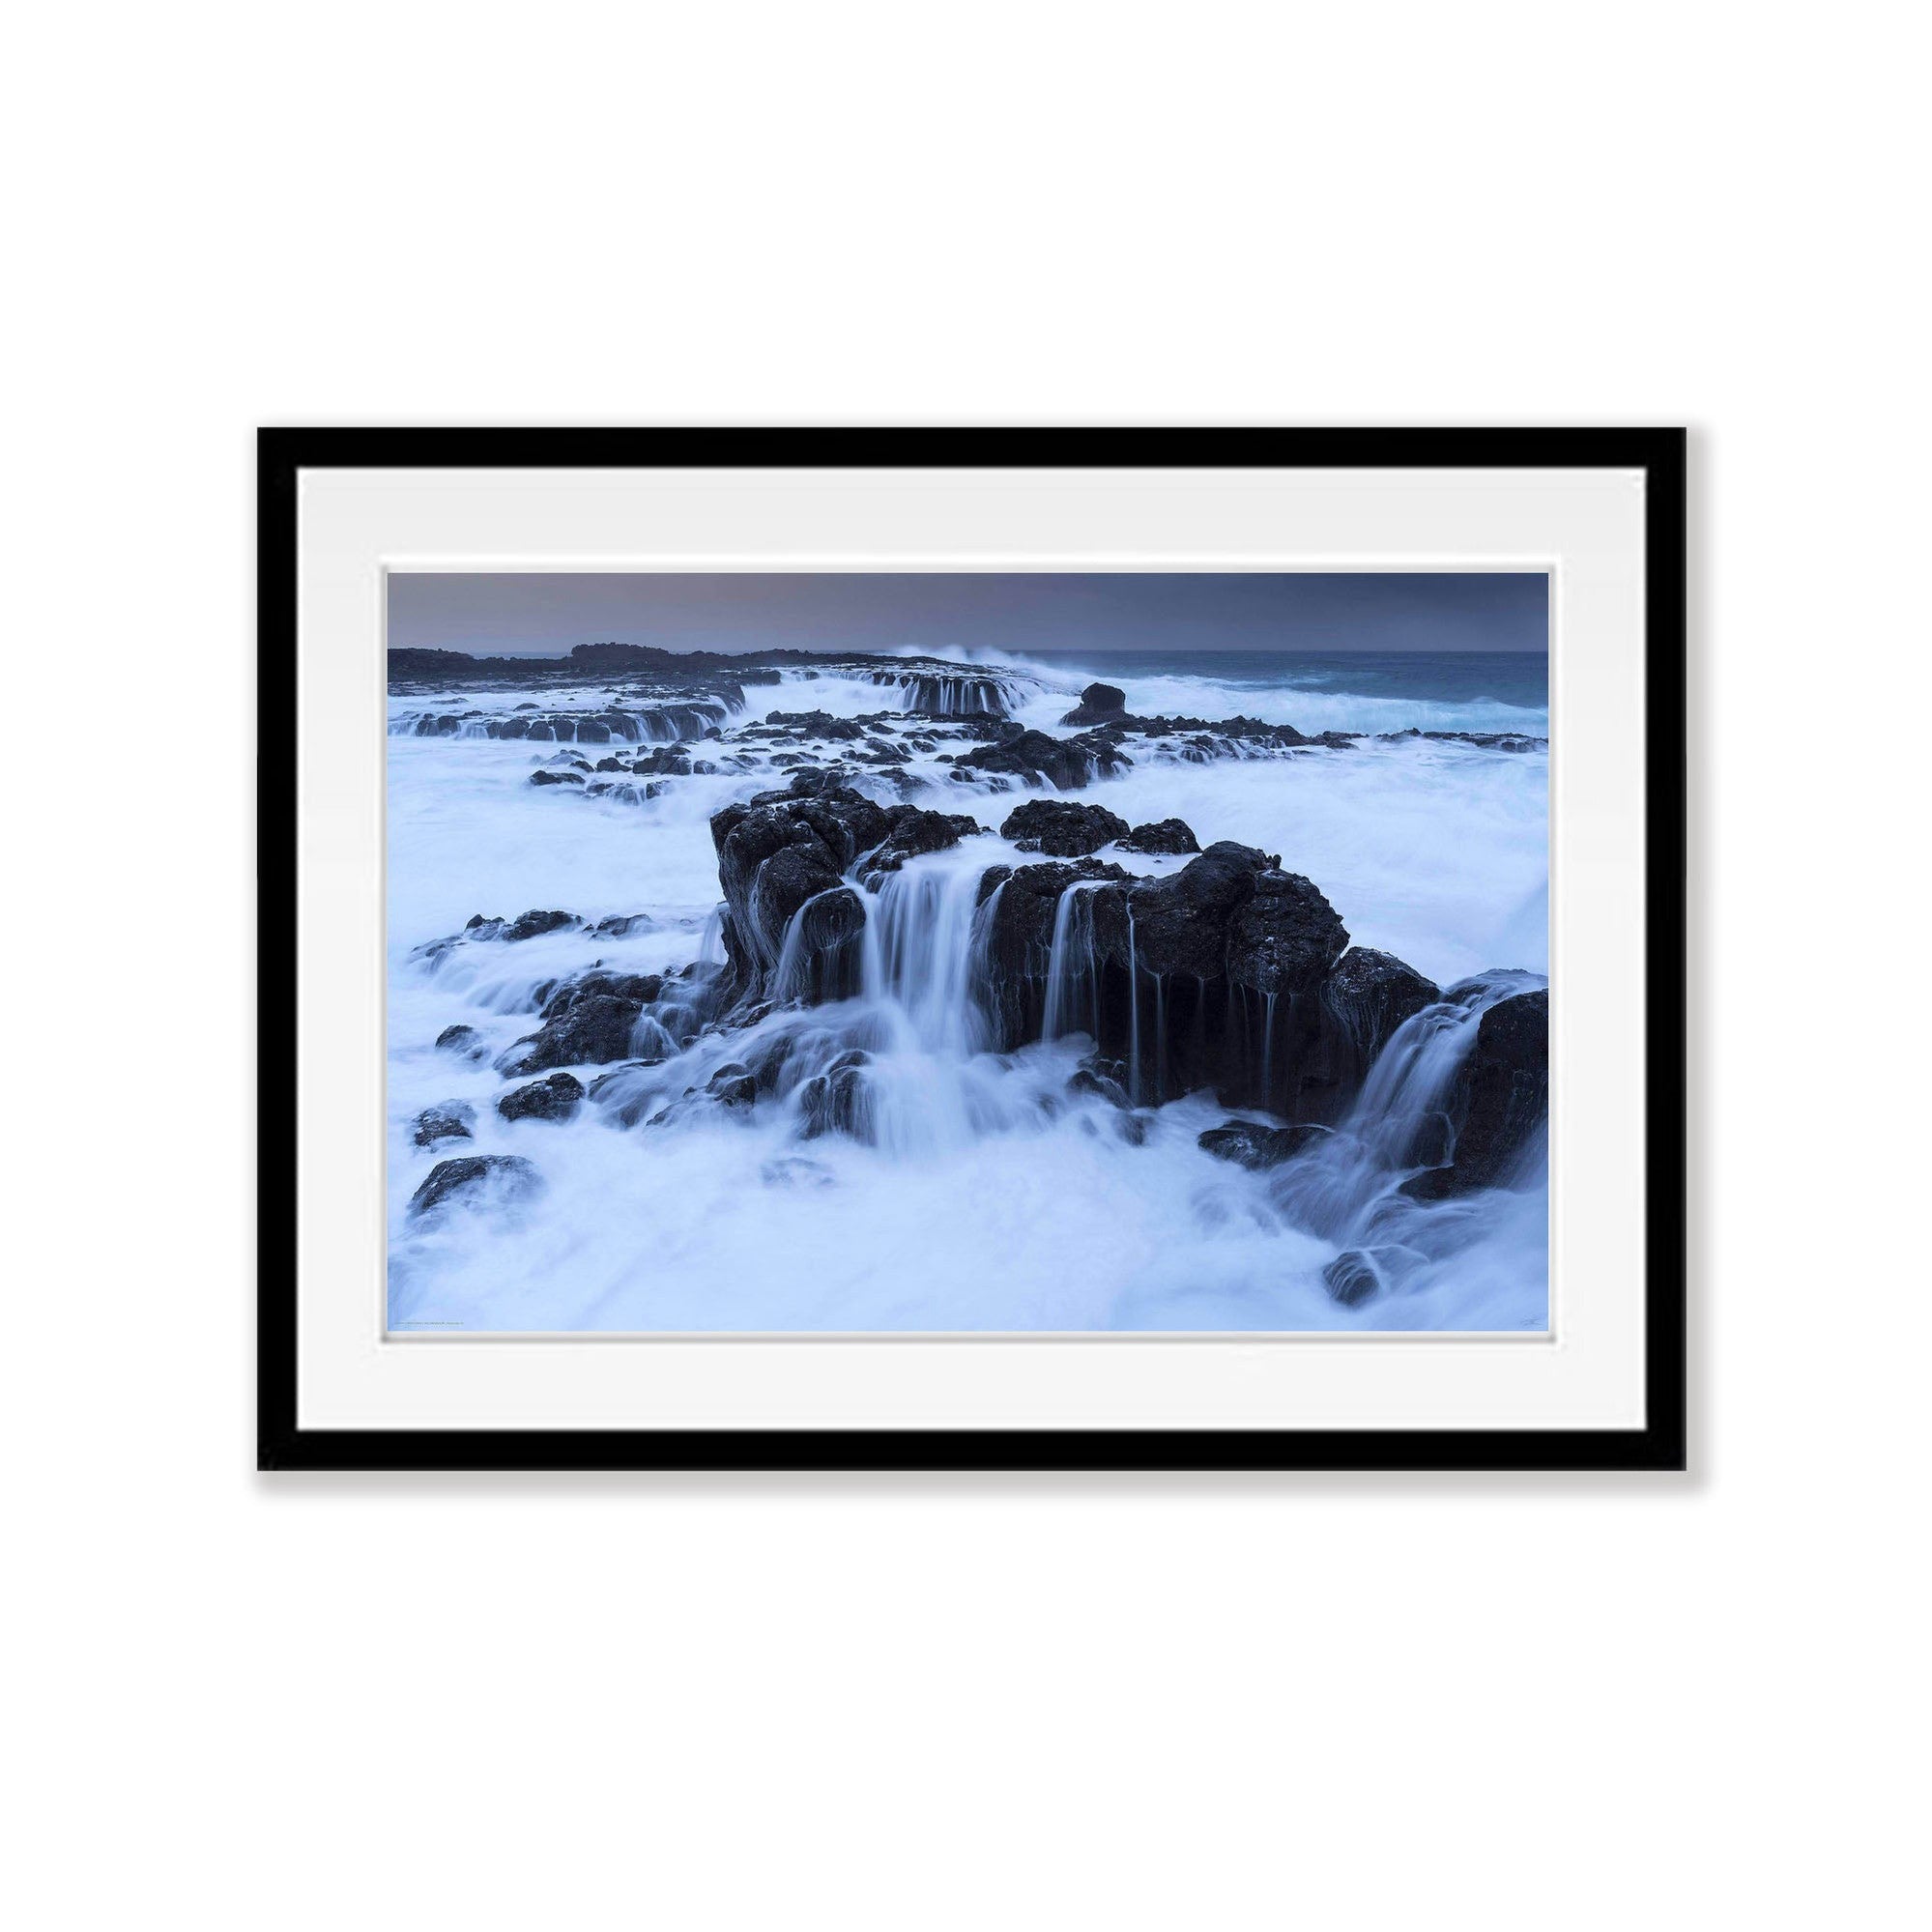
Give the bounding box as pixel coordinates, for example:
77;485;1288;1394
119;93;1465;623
8;5;1924;1927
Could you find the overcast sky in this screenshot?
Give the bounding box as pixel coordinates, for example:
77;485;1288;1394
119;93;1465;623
388;571;1548;656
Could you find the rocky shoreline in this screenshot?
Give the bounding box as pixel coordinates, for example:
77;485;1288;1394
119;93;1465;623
400;723;1549;1309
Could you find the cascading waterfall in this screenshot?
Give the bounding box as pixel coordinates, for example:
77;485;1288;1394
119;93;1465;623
1269;969;1545;1254
1040;881;1107;1042
857;858;995;1057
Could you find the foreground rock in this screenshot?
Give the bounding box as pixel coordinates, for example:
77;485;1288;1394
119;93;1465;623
973;841;1360;1111
434;1024;488;1062
497;1072;586;1123
1322;1249;1384;1307
1197;1121;1334;1170
407;1155;544;1219
1401;989;1549;1197
710;781;891;998
412;1102;476;1147
999;798;1129;856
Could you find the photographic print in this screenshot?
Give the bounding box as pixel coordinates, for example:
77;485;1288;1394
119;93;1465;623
387;569;1551;1335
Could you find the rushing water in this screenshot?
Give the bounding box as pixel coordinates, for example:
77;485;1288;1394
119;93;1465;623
387;649;1548;1331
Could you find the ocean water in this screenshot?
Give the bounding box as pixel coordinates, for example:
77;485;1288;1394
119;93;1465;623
387;648;1548;1332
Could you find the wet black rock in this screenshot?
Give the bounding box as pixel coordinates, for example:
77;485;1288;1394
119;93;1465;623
858;806;985;880
503;908;577;943
1067;1066;1130;1109
710;784;894;1001
496;995;643;1076
1115;818;1200;855
1320;949;1439;1054
1322;1249;1384;1308
954;728;1127;792
707;1062;758;1108
779;886;868;1001
407;1155;544;1219
496;1071;586;1123
529;768;584;787
1058;681;1129;726
1129;843;1281;981
435;1024;489;1061
1407;1110;1455;1169
798;1049;871;1141
1197;1121;1334;1170
1400;989;1549;1199
412;1102;476;1146
538;969;664;1020
1226;865;1351;999
974;857;1133;1048
999;798;1131;856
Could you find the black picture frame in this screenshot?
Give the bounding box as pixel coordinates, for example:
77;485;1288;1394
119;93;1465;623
259;427;1687;1474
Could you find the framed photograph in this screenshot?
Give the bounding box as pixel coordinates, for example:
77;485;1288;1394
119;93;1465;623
260;428;1685;1471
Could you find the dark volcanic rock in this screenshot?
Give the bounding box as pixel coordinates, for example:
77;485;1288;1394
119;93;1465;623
434;1024;488;1061
412;1102;476;1147
407;1155;544;1220
1116;818;1200;855
496;995;643;1076
999;798;1130;856
773;885;867;1002
538;969;664;1020
1058;681;1128;726
1321;949;1439;1053
955;728;1126;792
1226;867;1350;999
1322;1249;1384;1308
709;783;893;1001
496;1071;586;1123
503;908;577;942
529;768;585;787
798;1050;872;1141
975;858;1133;1049
857;805;985;880
1400;989;1549;1198
1197;1121;1335;1170
1129;843;1276;981
707;1062;758;1108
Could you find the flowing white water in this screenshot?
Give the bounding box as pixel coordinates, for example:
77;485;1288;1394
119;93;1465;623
386;652;1547;1332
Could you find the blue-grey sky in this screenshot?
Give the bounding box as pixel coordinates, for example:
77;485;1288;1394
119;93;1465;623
388;571;1548;655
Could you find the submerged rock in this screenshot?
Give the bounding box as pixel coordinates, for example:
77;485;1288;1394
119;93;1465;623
434;1024;488;1061
496;1071;586;1123
999;798;1130;856
706;1062;758;1108
407;1155;544;1219
411;1102;476;1147
798;1050;872;1141
1197;1121;1334;1170
1322;1249;1384;1308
